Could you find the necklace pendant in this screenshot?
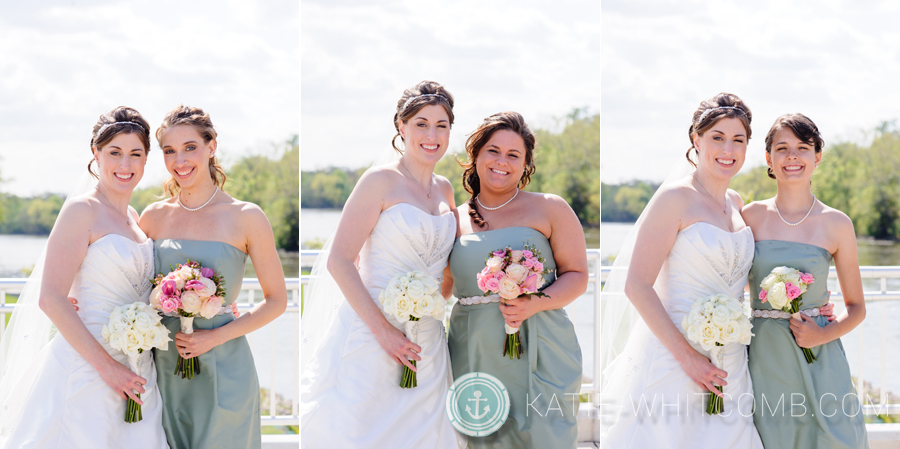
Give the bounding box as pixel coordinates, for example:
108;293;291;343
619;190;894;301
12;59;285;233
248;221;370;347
427;193;431;198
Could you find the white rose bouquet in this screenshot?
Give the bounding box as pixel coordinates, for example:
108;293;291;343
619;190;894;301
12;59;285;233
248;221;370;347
378;270;447;388
476;243;553;359
101;301;172;423
758;266;817;363
681;293;754;414
149;260;228;380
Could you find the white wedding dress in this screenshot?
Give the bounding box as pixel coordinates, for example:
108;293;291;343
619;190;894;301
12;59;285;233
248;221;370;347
301;203;465;448
2;234;168;449
603;222;763;449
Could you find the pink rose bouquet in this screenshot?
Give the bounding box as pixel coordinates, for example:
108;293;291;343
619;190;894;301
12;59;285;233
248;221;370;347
758;266;817;363
476;243;552;359
150;260;227;379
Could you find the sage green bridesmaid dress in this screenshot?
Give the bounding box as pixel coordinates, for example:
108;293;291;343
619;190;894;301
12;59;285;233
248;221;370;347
748;240;868;449
448;227;582;449
153;239;261;449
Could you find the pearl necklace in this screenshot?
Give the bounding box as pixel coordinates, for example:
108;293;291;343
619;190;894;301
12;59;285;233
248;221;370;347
179;186;219;212
775;195;817;227
476;188;519;211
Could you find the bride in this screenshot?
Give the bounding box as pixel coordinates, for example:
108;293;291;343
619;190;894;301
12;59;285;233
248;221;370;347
0;107;168;448
300;81;464;448
601;93;762;448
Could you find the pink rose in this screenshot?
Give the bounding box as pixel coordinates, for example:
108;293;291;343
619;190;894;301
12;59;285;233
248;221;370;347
521;274;539;293
184;280;205;291
200;267;215;278
522;258;535;269
799;273;815;285
477;275;489;292
200;296;225;319
523;250;533;258
492;250;507;258
784;282;801;300
497;277;521;300
533;261;544;272
160;279;179;297
160;295;180;314
759;289;768;302
484;277;501;292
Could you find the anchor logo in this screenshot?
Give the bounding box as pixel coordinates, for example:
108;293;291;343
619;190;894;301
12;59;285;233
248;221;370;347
465;390;491;419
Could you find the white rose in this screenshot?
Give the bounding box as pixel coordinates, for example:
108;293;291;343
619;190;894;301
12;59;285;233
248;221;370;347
785;272;801;287
431;300;446;321
768;282;789;309
199;296;224;319
702;301;715;315
412;294;435;318
124;307;136;322
689;309;706;327
505;264;529;283
420;276;440;294
772;266;791;276
381;296;395;317
176;265;196;282
399;276;410;290
760;273;778;292
124;329;144;355
144;325;171;350
739;319;754;345
721;321;741;343
699;322;720;351
486;256;504;273
724;298;744;318
406;280;426;301
181;291;203;315
497;277;521;300
112;315;131;333
109;331;125;351
133;312;154;333
101;324;111;341
711;305;731;327
394;296;413;321
510;250;524;262
196;278;218;297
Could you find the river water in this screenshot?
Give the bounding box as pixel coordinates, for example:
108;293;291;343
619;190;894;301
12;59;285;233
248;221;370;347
0;234;299;398
603;221;900;399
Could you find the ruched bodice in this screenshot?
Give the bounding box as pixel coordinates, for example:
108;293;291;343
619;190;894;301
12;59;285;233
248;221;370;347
301;202;464;449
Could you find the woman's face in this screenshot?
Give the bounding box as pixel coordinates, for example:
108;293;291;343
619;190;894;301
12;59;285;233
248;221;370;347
159;125;215;190
93;132;147;194
692;117;748;181
475;129;527;194
766;127;821;183
397;104;450;166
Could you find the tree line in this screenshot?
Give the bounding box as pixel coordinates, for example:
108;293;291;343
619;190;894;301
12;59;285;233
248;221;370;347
0;136;299;251
301;110;601;226
601;124;900;239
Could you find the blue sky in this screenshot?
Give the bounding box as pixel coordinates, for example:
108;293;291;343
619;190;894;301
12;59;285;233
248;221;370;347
0;0;298;195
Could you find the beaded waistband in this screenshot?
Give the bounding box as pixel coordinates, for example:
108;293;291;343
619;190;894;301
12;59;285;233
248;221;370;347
752;308;821;319
457;294;501;306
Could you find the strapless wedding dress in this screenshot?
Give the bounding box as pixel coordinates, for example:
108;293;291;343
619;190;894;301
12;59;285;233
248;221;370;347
603;222;762;449
2;234;167;449
301;203;465;448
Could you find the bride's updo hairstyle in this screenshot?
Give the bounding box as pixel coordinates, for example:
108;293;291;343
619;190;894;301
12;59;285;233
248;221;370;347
763;113;824;179
392;80;455;154
462;111;536;228
88;106;152;179
686;93;753;168
156;105;227;197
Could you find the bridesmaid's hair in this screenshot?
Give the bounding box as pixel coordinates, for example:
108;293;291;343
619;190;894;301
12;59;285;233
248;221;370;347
88;106;152;179
156;105;227;197
764;113;824;179
392;80;455;154
686;93;753;168
461;111;536;228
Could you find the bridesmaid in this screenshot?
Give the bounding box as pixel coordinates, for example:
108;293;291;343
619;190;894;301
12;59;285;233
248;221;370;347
742;113;868;448
141;105;288;449
445;112;587;449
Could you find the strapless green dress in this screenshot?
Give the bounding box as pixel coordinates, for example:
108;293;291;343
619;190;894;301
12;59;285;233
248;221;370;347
448;227;582;449
748;240;868;449
153;239;261;449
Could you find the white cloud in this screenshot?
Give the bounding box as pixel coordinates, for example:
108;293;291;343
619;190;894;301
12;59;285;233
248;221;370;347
0;1;298;196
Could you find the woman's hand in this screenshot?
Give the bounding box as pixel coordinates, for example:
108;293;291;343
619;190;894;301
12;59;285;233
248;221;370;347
69;297;79;311
790;313;828;348
374;324;421;372
819;300;836;322
175;329;224;359
499;294;541;328
677;348;728;397
98;359;147;405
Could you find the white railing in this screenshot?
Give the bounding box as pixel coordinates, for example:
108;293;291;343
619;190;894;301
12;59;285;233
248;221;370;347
600;266;900;416
0;278;301;428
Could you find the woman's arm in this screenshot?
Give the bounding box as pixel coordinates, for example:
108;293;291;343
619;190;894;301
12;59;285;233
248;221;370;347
175;204;288;357
38;200;147;404
790;212;866;346
500;194;588;326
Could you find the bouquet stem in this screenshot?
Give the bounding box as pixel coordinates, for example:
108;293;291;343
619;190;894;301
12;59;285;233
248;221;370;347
400;317;420;389
503;331;523;359
706;343;724;415
174;316;201;379
126;393;143;423
789;300;817;364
